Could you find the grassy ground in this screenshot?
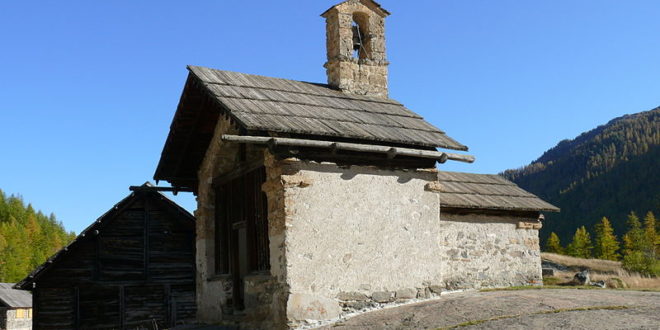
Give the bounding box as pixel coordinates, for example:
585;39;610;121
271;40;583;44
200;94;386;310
541;253;660;290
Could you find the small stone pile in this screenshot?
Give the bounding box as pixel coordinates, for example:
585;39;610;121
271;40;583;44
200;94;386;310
571;270;605;288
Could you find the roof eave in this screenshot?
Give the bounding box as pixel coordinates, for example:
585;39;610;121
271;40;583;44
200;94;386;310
441;204;560;213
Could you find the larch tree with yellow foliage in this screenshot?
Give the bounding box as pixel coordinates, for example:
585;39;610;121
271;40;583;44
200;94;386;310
593;217;620;260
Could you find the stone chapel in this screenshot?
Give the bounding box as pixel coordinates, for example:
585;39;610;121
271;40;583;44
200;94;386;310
154;0;558;328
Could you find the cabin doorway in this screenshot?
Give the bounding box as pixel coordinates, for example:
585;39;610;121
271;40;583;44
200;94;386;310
215;165;270;311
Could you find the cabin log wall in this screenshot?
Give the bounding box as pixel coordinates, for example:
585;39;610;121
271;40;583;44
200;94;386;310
31;192;195;330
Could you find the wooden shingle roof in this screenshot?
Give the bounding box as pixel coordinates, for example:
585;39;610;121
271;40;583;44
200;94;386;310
0;283;31;308
154;66;469;190
437;171;560;213
188;66;467;151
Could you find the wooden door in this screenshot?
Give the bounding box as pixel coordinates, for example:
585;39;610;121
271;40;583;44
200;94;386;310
215;166;270;311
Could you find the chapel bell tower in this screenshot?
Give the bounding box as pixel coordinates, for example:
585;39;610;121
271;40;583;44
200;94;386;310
322;0;390;97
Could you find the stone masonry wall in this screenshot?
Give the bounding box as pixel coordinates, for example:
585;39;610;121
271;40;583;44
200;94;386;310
1;309;32;330
195;116;238;323
438;213;543;289
195;116;286;327
280;161;442;326
272;159;543;327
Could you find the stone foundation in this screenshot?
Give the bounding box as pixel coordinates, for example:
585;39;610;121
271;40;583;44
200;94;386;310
336;285;443;313
1;309;32;330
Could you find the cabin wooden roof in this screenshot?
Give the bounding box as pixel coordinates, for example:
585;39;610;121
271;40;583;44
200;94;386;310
0;283;31;308
154;66;468;190
437;171;560;213
14;183;194;290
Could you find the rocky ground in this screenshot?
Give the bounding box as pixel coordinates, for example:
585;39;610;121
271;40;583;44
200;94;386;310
318;289;660;329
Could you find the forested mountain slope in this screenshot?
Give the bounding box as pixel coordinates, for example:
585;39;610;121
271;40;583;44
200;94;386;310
0;189;75;282
502;107;660;243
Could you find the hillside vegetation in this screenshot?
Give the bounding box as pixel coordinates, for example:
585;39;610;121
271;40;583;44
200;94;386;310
0;189;75;282
502;107;660;243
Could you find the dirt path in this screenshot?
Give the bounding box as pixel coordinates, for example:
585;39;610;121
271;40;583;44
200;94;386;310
318;289;660;329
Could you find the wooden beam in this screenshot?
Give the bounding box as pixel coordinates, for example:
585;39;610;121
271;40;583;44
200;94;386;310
273;149;436;169
221;135;475;163
212;158;265;187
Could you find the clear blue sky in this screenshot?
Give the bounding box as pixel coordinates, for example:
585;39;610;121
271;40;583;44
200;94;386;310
1;1;659;234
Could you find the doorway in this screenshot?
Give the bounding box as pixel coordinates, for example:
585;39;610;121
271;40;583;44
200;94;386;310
215;165;270;311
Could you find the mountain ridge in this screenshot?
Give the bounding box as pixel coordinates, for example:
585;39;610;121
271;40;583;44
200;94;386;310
502;107;660;243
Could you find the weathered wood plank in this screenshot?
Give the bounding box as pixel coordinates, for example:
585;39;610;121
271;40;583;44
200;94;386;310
30;191;196;328
222;134;475;163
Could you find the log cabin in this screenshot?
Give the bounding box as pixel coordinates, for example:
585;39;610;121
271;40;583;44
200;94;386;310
15;184;196;329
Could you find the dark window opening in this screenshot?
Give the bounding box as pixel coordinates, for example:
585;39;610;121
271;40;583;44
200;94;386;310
215;167;270;276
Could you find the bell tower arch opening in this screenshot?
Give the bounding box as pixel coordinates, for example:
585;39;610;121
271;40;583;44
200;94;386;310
352;12;371;60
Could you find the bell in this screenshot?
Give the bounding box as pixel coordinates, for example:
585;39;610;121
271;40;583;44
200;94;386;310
352;25;362;51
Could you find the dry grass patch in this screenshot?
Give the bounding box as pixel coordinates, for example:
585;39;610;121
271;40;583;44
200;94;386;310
542;252;660;290
542;253;622;273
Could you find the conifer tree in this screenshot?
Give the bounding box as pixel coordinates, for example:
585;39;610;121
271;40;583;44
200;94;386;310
0;190;75;282
622;211;658;275
0;232;6;276
567;226;593;258
642;211;659;275
622;212;646;254
593;217;620;260
643;211;658;257
544;232;564;254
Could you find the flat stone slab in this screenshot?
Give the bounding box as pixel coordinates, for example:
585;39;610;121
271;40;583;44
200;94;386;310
319;289;660;329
